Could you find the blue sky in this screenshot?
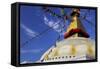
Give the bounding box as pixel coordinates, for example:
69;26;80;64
20;5;96;63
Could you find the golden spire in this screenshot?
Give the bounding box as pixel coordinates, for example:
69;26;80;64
64;8;89;38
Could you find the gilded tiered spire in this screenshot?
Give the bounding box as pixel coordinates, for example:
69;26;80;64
64;8;89;39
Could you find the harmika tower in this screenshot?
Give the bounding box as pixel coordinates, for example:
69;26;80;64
64;8;89;39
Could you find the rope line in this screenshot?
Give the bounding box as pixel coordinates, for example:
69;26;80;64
22;19;66;46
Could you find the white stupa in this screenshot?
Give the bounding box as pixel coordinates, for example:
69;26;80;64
39;8;95;62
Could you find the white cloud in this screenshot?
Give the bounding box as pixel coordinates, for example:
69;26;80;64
44;16;65;35
21;49;43;53
20;61;32;64
21;24;38;37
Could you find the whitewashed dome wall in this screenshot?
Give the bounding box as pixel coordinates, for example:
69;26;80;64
39;37;95;62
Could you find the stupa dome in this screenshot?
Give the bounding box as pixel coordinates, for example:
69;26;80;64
40;37;95;62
